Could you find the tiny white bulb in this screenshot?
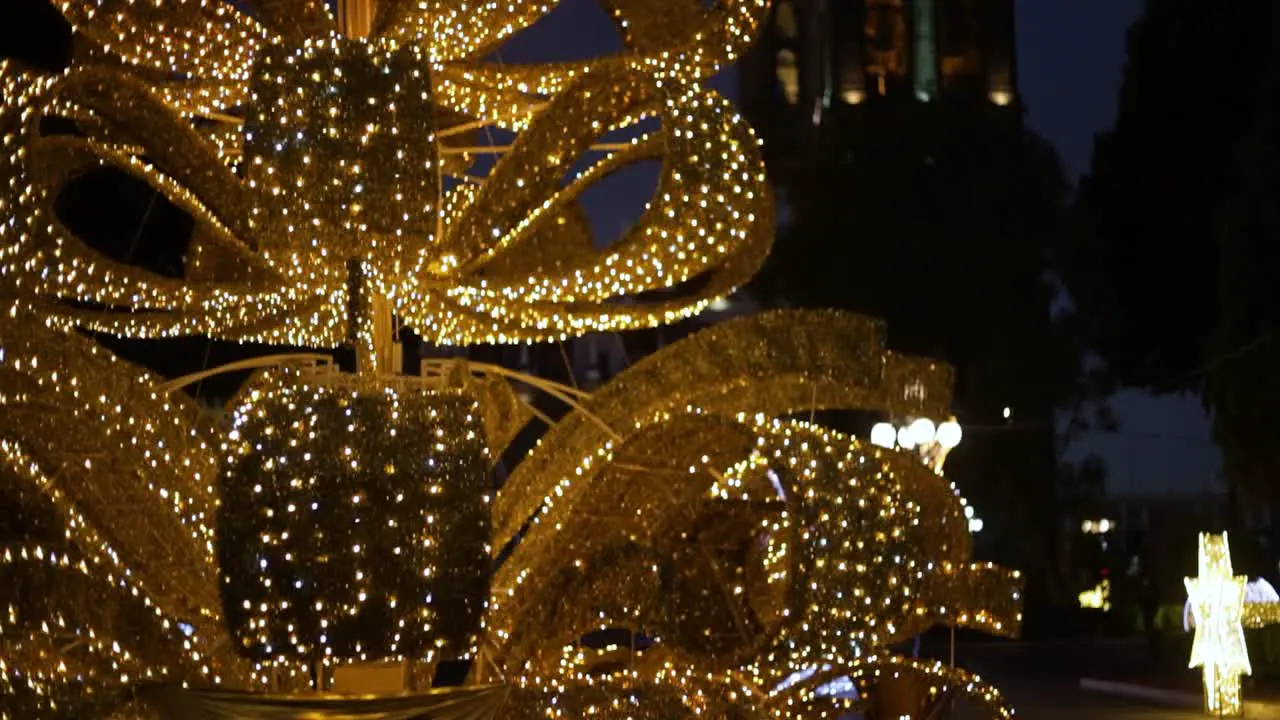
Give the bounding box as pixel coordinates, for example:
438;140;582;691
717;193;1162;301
869;422;896;449
896;426;916;450
908;417;936;446
936;420;963;449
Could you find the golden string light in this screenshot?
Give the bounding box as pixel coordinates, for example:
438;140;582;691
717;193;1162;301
0;304;251;711
0;0;1027;716
219;367;491;679
0;307;1023;716
0;544;218;718
485;409;1021;715
1;0;775;348
490;309;956;550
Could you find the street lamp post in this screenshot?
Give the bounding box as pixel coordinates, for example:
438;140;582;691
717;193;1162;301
868;416;979;529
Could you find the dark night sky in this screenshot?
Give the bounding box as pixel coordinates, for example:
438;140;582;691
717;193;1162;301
1016;1;1219;497
1016;0;1141;178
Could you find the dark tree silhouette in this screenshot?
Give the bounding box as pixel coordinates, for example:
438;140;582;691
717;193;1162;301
1205;4;1280;496
1061;0;1280;496
751;102;1079;605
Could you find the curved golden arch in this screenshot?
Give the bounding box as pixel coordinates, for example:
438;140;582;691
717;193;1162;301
154;353;336;395
0;430;223;633
434;0;771;90
491;309;955;549
400;78;773;345
0;309;225;630
466;88;761;299
7;0;775;348
488;409;1021;694
0;545;232;681
732;421;1022;671
486;410;1013;676
448;135;665;280
57;0;267;84
6;66;346;338
778;655;1016;719
488;412;765;671
25;136;269;310
434;69;654;274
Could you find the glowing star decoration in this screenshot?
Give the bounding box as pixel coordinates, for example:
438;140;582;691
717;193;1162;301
1185;578;1280;632
1185;532;1251;717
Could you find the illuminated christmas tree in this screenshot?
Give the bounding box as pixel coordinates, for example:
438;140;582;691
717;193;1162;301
0;0;1023;717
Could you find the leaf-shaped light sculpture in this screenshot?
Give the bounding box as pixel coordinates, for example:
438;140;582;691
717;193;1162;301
0;303;1026;718
484;310;1023;718
0;0;1028;716
0;0;772;356
0;305;251;714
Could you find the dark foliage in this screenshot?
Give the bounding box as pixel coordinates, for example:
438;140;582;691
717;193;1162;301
1063;0;1276;393
1062;0;1280;494
750;102;1077;598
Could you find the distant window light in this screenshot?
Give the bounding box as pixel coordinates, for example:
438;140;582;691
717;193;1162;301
990;89;1014;106
776;50;799;105
1081;519;1116;535
841;88;865;104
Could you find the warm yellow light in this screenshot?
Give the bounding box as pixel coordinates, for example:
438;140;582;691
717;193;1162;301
869;421;896;448
1081;518;1116;534
841;89;865;105
935;419;963;449
0;0;1030;713
1078;578;1110;611
0;0;776;348
1185;532;1250;717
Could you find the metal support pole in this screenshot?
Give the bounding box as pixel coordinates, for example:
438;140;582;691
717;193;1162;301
949;623;957;716
336;0;374;38
950;622;955;667
348;260;400;376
